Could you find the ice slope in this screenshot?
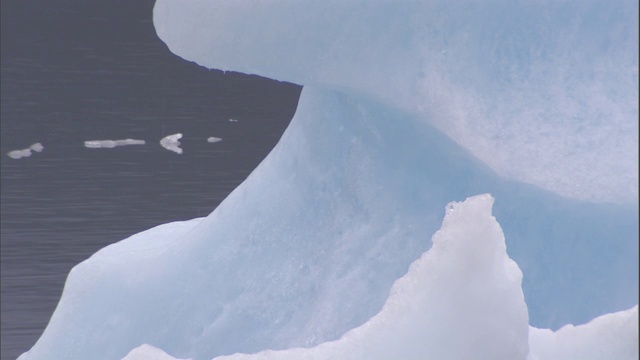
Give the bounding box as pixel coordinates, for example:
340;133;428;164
20;1;638;359
154;0;639;204
212;194;532;360
20;87;638;360
123;196;637;360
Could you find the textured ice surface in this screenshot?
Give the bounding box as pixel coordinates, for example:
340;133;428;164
125;307;640;360
527;306;639;360
213;194;530;360
19;1;638;359
20;87;638;360
155;0;638;203
84;139;146;148
121;196;637;360
160;133;183;154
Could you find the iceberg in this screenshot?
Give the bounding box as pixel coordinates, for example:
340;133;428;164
124;196;638;360
19;1;638;359
207;137;223;143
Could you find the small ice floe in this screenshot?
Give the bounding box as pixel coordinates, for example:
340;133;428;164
30;143;44;152
84;139;146;149
207;136;223;143
229;118;238;122
7;149;32;159
160;133;183;154
7;143;44;159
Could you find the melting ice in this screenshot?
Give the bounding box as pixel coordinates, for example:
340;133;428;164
19;1;638;359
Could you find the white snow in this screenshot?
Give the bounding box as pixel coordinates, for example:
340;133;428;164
207;137;222;143
7;143;44;159
120;196;638;360
84;139;146;148
18;1;638;359
160;133;183;154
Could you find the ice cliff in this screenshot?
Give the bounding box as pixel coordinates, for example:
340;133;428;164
19;1;638;359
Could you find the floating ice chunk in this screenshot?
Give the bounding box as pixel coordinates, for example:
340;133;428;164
207;136;222;143
7;143;44;159
161;133;182;143
7;148;32;159
84;139;146;148
29;143;44;152
160;133;183;154
229;119;238;122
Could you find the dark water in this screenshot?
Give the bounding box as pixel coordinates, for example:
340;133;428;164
0;1;301;359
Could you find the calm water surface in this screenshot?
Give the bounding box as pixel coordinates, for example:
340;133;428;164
0;2;301;359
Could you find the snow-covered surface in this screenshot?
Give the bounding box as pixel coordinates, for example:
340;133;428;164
124;306;640;360
7;143;44;159
19;1;638;359
84;139;146;148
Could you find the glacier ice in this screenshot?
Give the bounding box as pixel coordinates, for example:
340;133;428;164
19;86;638;360
19;0;638;359
124;195;638;360
154;0;638;204
84;139;146;148
213;194;531;360
125;309;640;360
